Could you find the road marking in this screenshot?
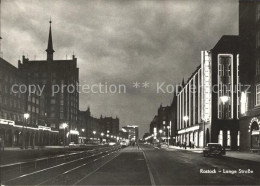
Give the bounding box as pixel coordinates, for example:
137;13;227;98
72;150;121;186
142;150;156;186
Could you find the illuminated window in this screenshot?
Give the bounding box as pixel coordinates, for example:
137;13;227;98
218;55;233;119
256;84;260;105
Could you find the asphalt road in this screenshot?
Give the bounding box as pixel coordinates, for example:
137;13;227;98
143;144;260;185
1;144;259;185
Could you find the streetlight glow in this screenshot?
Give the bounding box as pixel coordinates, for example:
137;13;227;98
183;116;189;122
220;95;229;104
24;113;30;119
93;131;96;135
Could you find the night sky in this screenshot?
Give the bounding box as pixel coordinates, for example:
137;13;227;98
2;0;238;137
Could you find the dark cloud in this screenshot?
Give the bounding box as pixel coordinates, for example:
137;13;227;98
2;0;238;136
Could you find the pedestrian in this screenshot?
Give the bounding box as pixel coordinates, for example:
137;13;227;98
184;141;186;149
189;141;192;149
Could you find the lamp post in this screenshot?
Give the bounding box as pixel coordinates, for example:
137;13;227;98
93;131;96;142
220;96;229;119
23;113;30;149
167;125;170;147
82;128;85;144
183;116;189;147
61;123;68;147
159;129;163;147
101;132;104;143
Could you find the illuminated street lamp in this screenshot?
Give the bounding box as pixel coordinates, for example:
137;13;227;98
93;131;96;141
61;123;68;147
167;125;170;147
183;116;189;144
82;128;85;144
22;113;30;149
101;132;104;143
220;96;229;119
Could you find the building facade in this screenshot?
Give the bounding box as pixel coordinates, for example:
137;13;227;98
239;0;260;151
18;21;79;144
0;57;59;148
177;36;240;150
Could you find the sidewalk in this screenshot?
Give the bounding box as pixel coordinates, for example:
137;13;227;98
167;145;260;163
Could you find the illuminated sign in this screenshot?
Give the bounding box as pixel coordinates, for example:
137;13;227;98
178;125;200;134
0;119;15;126
38;125;51;131
70;130;79;135
201;51;212;122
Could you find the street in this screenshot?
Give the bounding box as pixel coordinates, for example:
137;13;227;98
1;145;259;185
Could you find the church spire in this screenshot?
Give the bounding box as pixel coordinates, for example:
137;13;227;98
46;18;55;61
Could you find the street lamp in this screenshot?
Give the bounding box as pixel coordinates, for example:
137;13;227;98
93;131;96;142
23;113;30;149
61;123;68;147
82;128;85;144
183;116;189;146
101;132;104;143
220;95;229;119
167;125;170;147
159;129;163;146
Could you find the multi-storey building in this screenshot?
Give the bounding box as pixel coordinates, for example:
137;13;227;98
177;35;240;150
0;57;59;148
78;107;120;142
18;21;79;144
239;0;260;151
149;93;178;145
99;116;119;136
122;125;139;143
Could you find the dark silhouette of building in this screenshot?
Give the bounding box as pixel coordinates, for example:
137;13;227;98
0;56;59;148
18;20;79;144
239;0;260;151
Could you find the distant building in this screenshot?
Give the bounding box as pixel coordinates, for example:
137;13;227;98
18;21;79;144
122;125;139;142
149;93;178;145
239;0;260;151
99;115;119;136
78;107;120;142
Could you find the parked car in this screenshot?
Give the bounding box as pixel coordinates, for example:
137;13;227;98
69;142;76;147
203;143;225;157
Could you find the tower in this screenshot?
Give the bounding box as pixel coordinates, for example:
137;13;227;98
46;19;55;61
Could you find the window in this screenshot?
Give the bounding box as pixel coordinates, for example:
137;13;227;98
218;55;233;119
256;85;260;105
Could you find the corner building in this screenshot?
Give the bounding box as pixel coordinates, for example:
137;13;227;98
239;0;260;151
177;36;240;150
